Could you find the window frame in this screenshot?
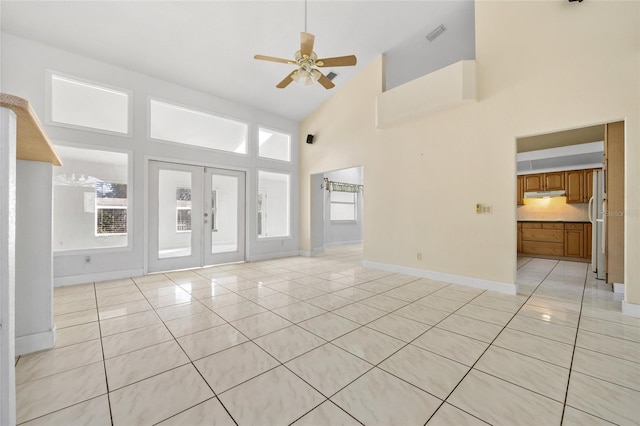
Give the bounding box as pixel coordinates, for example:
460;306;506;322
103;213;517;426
94;182;128;237
52;141;134;256
257;125;292;163
256;169;292;240
45;69;133;137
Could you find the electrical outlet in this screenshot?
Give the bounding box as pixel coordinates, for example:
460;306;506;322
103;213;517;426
84;255;91;264
417;252;422;261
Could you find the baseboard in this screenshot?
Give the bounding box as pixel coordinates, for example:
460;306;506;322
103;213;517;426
324;240;362;248
247;250;301;262
622;301;640;318
362;260;517;295
613;282;624;294
54;268;144;287
16;326;56;356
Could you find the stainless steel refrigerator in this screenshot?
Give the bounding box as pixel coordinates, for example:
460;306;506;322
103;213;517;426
589;170;606;280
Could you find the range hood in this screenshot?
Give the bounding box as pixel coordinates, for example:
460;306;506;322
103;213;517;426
524;190;566;199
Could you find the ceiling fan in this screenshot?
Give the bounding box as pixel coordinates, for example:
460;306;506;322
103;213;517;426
254;1;357;89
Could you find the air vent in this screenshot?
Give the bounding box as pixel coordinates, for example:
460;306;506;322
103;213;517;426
426;25;447;42
326;71;338;81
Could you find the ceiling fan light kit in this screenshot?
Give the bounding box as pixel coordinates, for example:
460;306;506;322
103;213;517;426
254;1;357;89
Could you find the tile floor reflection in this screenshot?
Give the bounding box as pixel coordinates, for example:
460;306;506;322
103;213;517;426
15;246;640;425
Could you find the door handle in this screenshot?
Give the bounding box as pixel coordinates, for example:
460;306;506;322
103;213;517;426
204;213;209;217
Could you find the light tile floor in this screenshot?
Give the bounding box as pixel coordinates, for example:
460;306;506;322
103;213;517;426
16;246;640;425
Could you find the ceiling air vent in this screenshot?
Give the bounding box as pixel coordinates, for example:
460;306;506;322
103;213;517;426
426;25;447;42
326;71;338;81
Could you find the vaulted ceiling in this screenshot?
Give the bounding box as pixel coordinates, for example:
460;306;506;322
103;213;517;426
2;1;475;121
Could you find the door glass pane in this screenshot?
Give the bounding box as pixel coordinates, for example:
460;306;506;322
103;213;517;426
159;170;192;259
211;174;238;254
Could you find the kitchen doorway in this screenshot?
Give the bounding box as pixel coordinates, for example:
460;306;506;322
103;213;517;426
515;122;625;289
148;160;245;273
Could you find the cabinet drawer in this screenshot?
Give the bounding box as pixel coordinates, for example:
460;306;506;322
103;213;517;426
522;241;564;256
565;223;585;230
521;222;542;229
522;229;564;243
542;223;564;230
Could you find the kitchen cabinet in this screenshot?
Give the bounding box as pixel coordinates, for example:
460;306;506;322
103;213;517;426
522;172;565;192
521;222;564;256
517;175;524;205
523;174;544;192
585;223;592;260
564;223;584;258
517;222;523;252
565;169;599;204
565;170;584;203
518;221;591;259
544;172;565;191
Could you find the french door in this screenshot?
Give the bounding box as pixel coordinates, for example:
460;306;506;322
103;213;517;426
148;161;245;273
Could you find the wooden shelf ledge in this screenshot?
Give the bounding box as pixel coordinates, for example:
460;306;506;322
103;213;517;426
0;93;62;166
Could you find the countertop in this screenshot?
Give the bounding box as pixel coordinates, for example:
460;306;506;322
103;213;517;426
518;220;590;223
0;93;62;166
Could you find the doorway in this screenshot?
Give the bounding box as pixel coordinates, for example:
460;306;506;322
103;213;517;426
148;160;245;273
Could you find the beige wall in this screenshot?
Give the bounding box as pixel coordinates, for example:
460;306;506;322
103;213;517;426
517;198;589;223
300;1;640;300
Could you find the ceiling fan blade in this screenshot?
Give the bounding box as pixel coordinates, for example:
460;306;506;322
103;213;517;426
254;54;296;65
316;55;357;67
300;32;315;58
317;72;335;89
276;70;297;89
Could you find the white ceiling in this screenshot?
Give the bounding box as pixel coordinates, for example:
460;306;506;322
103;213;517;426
1;1;475;121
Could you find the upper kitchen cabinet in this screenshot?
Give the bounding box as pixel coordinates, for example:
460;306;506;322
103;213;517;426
523;174;544;192
544;172;565;191
565;170;585;203
522;172;564;192
565;169;599;203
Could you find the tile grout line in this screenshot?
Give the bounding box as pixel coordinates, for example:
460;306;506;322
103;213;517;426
93;279;115;426
422;260;562;425
559;263;597;425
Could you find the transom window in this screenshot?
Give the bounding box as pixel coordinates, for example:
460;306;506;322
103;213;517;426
258;127;291;162
49;72;130;135
150;99;248;154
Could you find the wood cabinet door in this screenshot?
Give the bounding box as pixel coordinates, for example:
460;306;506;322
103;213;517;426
544;172;565;191
584;169;594;202
564;229;584;258
565;170;584;203
523;174;543;192
517;223;523;252
517;175;524;205
584;223;592;259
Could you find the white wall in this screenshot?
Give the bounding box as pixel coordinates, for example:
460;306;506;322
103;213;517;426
1;34;300;284
324;167;364;246
300;1;639;298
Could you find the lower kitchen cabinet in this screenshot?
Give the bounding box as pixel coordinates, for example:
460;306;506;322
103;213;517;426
564;224;584;258
519;222;590;259
521;222;564;256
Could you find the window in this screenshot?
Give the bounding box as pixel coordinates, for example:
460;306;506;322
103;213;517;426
330;191;358;221
95;182;127;235
176;187;192;232
258;127;291;162
49;72;130;134
150;99;248;154
53;145;129;251
257;171;290;238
